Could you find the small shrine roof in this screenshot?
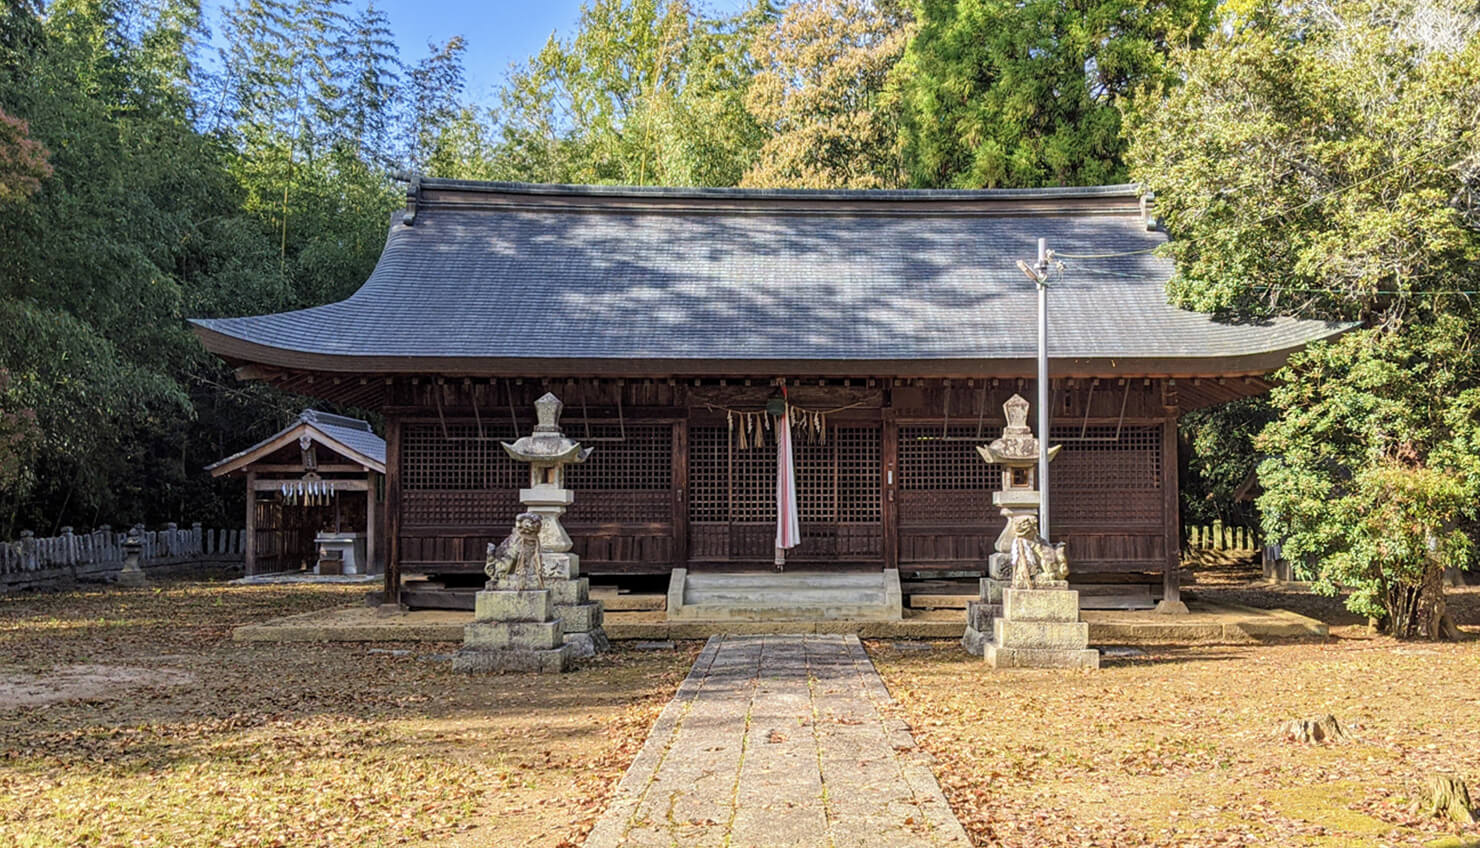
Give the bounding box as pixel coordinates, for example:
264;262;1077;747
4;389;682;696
206;409;385;476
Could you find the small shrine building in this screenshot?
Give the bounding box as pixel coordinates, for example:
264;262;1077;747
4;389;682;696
207;409;385;576
191;179;1343;608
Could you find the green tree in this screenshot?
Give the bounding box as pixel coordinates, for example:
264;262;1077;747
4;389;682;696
405;35;466;170
0;0;300;533
1127;0;1480;637
1177;398;1272;528
741;0;910;189
487;0;766;186
896;0;1215;188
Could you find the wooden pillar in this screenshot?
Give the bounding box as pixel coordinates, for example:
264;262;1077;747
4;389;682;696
672;419;689;566
383;417;402;606
244;470;257;576
365;470;378;574
881;406;898;571
1158;392;1187;613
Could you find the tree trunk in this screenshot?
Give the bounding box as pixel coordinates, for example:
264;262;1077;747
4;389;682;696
1424;774;1475;825
1276;714;1348;744
1385;565;1458;641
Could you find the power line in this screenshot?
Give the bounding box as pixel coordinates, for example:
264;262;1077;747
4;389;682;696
1053;245;1161;260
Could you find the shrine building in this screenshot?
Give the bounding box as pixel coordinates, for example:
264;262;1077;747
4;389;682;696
191;178;1342;610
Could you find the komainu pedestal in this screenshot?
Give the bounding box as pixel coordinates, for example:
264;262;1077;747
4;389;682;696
984;585;1099;669
453;513;573;674
453;588;573;673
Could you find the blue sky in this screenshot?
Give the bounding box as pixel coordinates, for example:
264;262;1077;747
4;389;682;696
366;0;590;102
199;0;751;105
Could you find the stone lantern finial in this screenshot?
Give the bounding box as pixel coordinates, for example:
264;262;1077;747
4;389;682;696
533;392;563;433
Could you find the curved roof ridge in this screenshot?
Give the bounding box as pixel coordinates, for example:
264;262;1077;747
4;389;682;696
410;177;1144;203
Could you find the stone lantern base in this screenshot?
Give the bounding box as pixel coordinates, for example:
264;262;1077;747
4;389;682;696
543;552;609;657
452;588;572;674
983;585;1099;670
961;553;1009;655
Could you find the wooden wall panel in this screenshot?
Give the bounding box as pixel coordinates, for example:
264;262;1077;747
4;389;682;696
397;418;677;574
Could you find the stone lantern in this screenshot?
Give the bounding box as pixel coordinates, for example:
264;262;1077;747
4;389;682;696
961;394;1097;669
976;393;1060;568
499;393;608;655
117;525;149;588
502;393;592;555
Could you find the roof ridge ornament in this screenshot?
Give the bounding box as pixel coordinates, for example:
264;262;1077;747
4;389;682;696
403;172;422;226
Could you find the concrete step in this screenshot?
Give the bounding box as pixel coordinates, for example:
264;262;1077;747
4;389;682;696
668;569;903;621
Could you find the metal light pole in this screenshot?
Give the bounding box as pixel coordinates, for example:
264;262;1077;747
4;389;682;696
1035;239;1051;540
1017;238;1052;540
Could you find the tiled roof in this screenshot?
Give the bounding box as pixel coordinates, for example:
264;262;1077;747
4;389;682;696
298;410;385;467
206;410;384;474
190;180;1344;372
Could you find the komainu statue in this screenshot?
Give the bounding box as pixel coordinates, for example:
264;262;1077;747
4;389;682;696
1008;515;1069;589
485;512;545;590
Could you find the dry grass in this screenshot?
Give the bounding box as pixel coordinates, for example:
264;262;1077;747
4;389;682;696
0;577;696;848
871;561;1480;848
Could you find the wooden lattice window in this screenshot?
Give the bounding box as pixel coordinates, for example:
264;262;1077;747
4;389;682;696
898;426;1003;491
1050;425;1163;524
565;423;671;491
688;426;731;523
689;425;881;524
401;424;521;491
401;422;673;526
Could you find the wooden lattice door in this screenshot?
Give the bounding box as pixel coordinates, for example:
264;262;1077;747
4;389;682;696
688;424;882;563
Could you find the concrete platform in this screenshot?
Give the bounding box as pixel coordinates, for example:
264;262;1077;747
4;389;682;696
667;568;903;621
232;600;1327;644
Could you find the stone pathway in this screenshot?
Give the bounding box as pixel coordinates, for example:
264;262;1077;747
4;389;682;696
585;634;970;848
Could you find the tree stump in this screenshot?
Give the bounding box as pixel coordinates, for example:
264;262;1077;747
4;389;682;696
1275;714;1348;744
1424;773;1476;825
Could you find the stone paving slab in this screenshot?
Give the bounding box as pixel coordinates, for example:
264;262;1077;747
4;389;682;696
584;634;970;848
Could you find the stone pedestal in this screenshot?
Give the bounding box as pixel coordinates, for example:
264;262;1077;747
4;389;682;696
453;588;573;673
983;585;1099;669
961;558;1008;655
543;552;608;657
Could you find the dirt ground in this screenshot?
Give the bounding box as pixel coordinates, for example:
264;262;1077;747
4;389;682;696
5;563;1480;848
0;578;696;848
871;558;1480;848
